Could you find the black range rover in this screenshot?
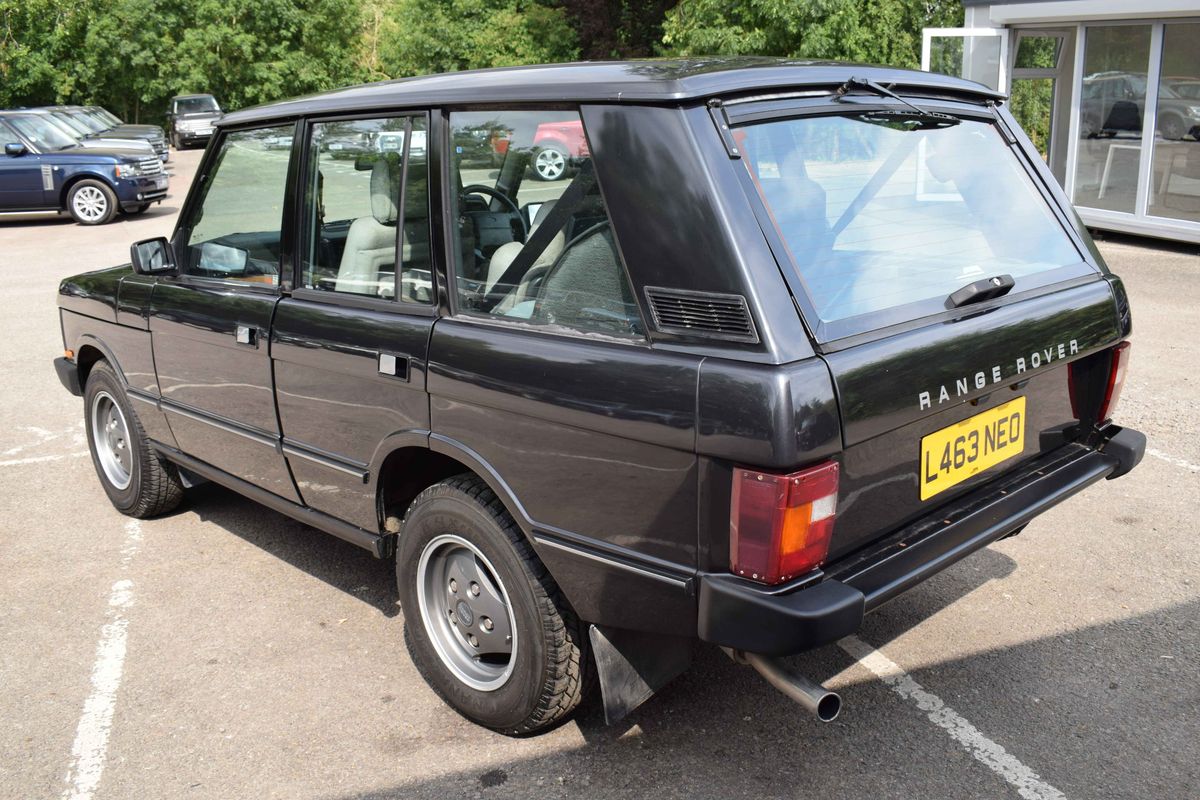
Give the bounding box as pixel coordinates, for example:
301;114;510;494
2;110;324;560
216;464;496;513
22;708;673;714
53;59;1145;734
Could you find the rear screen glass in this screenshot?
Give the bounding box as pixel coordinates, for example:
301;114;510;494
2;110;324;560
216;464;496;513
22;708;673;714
736;114;1087;329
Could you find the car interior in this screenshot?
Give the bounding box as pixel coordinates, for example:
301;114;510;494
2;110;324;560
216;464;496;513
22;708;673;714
448;114;641;337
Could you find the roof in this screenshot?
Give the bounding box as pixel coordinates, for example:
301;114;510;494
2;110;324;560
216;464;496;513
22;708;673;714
221;57;1003;126
172;93;217;100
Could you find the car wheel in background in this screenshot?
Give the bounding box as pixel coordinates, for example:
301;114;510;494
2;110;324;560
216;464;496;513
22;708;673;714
171;131;182;150
66;180;118;225
532;143;568;181
1159;113;1186;141
83;361;183;517
397;474;589;734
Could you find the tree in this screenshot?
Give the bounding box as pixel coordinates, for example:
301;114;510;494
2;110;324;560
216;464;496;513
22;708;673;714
660;0;963;69
374;0;578;78
560;0;673;60
0;0;90;108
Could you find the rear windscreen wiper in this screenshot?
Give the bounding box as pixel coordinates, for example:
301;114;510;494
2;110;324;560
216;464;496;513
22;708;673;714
948;275;1015;308
835;76;960;128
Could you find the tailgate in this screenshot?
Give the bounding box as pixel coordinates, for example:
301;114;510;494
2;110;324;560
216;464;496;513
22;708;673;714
822;280;1120;561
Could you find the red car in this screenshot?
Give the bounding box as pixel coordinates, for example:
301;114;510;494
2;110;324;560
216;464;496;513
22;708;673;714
530;119;588;181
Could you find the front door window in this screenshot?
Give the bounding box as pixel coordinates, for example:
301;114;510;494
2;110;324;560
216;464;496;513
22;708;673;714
183;125;294;285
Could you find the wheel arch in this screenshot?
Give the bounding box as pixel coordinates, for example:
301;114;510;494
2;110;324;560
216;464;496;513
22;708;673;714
73;336;127;390
58;171;117;210
373;435;535;544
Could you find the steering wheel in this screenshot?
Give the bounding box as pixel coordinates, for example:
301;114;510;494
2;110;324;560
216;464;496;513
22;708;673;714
461;184;528;239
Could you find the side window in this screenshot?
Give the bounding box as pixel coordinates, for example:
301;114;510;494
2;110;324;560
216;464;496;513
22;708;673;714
183;125;293;285
301;115;432;302
449;109;642;338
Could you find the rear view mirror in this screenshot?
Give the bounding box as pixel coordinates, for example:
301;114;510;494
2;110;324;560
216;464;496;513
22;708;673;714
130;237;176;275
4;143;26;157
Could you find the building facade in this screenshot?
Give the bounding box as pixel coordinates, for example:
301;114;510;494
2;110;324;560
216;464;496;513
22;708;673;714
923;0;1200;243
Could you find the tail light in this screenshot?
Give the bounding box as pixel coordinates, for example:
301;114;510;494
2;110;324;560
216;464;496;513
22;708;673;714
1099;341;1131;422
1069;341;1131;424
730;461;839;585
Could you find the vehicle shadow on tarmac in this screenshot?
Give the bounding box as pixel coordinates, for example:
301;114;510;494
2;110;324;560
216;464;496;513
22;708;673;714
332;594;1198;800
165;485;1199;797
180;482;401;617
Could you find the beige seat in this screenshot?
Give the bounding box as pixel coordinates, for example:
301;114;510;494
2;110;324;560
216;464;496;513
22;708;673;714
485;200;566;293
336;156;400;295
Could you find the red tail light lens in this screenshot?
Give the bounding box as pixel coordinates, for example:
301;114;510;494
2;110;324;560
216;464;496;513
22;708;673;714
1099;341;1131;423
730;461;839;585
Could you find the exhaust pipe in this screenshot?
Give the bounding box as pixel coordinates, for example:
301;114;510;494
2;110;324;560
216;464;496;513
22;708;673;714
738;651;842;722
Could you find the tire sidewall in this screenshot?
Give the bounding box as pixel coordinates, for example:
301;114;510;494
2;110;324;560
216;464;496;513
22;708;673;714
397;489;549;731
84;364;145;513
68;179;117;226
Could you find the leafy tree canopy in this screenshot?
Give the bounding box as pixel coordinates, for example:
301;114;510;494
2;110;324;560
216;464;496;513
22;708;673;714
1;0;964;123
661;0;962;69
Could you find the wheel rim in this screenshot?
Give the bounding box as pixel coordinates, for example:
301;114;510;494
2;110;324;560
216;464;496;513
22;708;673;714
72;186;108;222
416;534;517;691
91;391;132;490
535;149;565;180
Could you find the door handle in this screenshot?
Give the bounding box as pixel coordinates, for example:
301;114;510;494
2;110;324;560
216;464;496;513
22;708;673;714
378;352;410;380
234;325;257;346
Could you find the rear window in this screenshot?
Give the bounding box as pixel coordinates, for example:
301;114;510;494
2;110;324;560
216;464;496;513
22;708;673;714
736;112;1090;338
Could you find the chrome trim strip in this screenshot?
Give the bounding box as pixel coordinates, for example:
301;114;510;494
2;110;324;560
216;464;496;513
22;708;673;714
281;442;369;481
532;535;690;589
160;399;277;448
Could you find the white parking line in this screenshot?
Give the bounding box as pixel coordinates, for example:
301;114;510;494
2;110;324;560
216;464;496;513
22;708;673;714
839;636;1067;800
1147;448;1200;473
61;520;142;800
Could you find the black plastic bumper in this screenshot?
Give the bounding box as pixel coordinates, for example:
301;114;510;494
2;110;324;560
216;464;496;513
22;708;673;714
54;357;82;396
698;427;1145;656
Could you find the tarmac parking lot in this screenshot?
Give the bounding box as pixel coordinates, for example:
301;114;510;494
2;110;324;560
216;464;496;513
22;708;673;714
1;147;1197;800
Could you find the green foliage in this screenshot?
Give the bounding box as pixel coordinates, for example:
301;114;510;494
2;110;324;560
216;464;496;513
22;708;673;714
374;0;578;77
3;0;966;124
661;0;963;69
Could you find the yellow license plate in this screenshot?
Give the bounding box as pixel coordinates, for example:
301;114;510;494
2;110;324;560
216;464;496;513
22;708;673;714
919;397;1026;501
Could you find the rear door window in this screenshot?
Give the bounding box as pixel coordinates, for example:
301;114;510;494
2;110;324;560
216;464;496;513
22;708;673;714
448;109;643;339
734;108;1093;342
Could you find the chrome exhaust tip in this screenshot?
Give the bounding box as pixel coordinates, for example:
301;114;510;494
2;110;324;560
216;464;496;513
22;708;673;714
738;650;842;722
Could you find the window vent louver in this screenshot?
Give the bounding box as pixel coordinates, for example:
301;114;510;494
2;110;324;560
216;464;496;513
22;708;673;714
644;287;758;343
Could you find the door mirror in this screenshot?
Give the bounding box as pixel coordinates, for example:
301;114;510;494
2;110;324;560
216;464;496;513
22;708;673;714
130;237;176;275
197;241;249;275
4;143;26;157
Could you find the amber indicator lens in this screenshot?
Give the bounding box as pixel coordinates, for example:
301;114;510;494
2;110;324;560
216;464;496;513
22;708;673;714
730;461;839;585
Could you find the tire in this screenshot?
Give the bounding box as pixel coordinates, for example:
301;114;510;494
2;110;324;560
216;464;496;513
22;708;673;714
1159;114;1186;141
171;131;182;150
83;361;183;518
396;475;589;734
531;143;568;181
66;179;118;225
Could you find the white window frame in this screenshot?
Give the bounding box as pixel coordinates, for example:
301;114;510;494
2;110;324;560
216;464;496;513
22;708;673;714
921;27;1011;94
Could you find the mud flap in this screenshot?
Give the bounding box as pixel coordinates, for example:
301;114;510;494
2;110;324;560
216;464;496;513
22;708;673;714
589;625;694;725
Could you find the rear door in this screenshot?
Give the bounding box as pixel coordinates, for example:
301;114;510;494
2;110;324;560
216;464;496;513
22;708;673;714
728;97;1121;558
271;112;436;530
151;123;299;501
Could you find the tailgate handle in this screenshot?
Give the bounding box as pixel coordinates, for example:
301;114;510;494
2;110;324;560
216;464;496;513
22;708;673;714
948;274;1015;308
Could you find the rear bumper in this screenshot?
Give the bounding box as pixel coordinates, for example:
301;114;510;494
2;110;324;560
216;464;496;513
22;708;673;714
698;426;1145;656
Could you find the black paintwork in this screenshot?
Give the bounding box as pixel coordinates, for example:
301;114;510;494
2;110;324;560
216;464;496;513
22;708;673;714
54;59;1142;665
